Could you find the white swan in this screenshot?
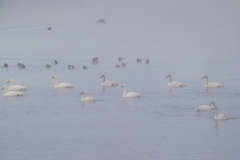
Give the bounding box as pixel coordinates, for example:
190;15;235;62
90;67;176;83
202;75;223;88
121;84;141;98
166;74;185;87
7;79;26;91
80;92;95;102
196;101;215;111
52;76;73;88
2;85;24;97
213;104;227;120
100;75;118;86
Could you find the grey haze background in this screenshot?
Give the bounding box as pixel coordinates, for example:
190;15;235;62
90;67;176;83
0;0;240;160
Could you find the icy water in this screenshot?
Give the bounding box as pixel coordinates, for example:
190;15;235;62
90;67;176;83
1;0;240;160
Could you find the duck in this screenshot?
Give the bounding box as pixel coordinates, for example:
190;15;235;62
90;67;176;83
4;63;8;68
80;91;95;102
121;84;141;98
97;19;105;23
202;75;223;88
52;76;73;88
47;26;52;30
54;60;58;64
100;75;118;86
146;59;150;64
2;85;24;97
118;57;124;61
92;57;99;65
196;101;215;111
92;57;98;62
83;65;87;69
213;104;227;120
136;58;142;63
7;79;26;91
166;74;185;87
68;65;74;69
46;64;51;68
92;61;98;65
18;63;25;68
115;64;120;68
121;62;126;67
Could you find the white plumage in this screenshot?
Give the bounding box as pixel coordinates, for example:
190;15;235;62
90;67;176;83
166;74;185;87
80;92;96;102
52;76;73;88
2;85;24;97
100;75;118;86
213;105;227;120
202;75;223;88
196;101;215;111
121;84;141;98
7;79;27;91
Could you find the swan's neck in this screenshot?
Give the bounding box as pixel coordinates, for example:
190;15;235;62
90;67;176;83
10;81;13;87
4;88;8;94
214;109;218;119
168;76;172;84
208;102;212;106
81;94;85;101
205;77;208;86
102;77;105;83
122;87;126;97
55;78;58;86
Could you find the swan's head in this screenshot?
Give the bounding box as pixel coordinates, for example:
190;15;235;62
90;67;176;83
52;76;58;79
80;91;84;95
100;75;105;78
209;101;216;108
7;79;13;83
202;75;208;79
2;85;7;90
166;74;171;78
121;84;126;88
210;101;215;105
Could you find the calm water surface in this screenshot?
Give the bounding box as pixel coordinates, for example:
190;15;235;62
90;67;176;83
0;0;240;160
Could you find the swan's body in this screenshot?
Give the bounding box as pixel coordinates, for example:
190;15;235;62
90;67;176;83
166;74;185;87
196;101;215;111
7;79;26;91
2;85;24;97
121;84;141;98
202;75;223;88
100;75;118;86
80;92;95;102
52;76;73;88
213;105;227;120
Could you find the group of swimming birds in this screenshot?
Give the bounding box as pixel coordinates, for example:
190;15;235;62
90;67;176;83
2;73;226;120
